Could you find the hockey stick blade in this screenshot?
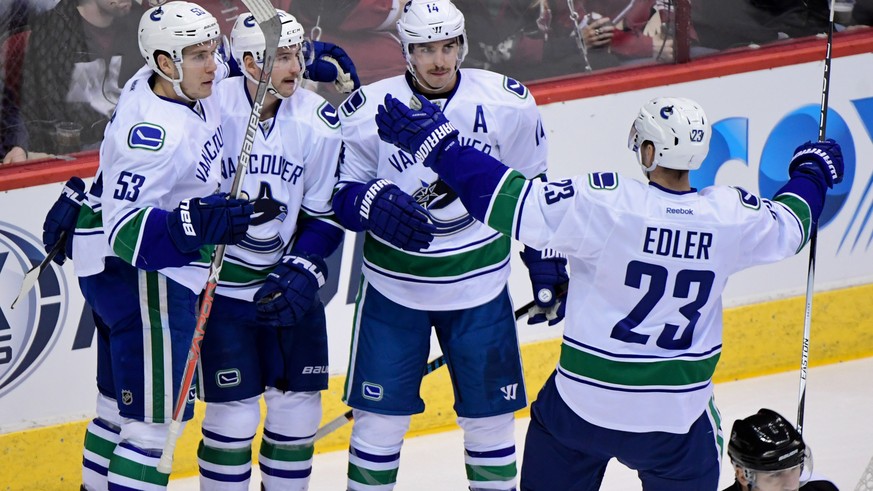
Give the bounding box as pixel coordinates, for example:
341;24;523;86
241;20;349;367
156;1;281;475
11;232;66;309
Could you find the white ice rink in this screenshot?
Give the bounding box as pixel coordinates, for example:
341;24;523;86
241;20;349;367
171;357;873;490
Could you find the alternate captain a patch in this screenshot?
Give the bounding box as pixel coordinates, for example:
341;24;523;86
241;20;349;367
128;123;166;151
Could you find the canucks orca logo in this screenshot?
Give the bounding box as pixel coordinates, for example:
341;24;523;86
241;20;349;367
0;223;68;398
239;182;287;253
412;178;475;235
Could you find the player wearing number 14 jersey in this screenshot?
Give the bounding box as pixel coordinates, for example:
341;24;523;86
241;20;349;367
373;94;845;490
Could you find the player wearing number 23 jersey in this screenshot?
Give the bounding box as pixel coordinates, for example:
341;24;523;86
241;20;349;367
374;94;845;490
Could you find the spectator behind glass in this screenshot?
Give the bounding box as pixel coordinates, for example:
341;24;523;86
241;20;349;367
0;0;58;163
561;0;681;70
3;0;144;164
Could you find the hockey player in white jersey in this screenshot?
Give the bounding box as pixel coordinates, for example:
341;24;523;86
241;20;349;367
330;1;568;490
68;3;254;489
374;94;844;490
194;10;344;490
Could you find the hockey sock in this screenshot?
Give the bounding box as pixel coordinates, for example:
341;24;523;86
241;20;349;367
106;442;170;490
459;414;518;491
258;430;315;490
259;389;322;490
346;410;410;491
82;394;122;491
106;421;173;490
82;418;121;490
198;398;260;490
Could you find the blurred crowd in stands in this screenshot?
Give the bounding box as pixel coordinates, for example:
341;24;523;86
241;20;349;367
1;0;870;164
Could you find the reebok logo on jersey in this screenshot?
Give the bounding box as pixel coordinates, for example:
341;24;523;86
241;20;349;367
666;207;694;215
500;383;519;400
362;382;384;401
414;122;456;164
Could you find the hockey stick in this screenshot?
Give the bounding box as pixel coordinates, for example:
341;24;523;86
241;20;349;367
10;232;65;309
797;0;835;437
157;0;281;474
313;283;569;442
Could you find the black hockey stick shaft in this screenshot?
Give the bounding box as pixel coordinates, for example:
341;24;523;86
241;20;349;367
314;283;569;442
158;1;282;474
11;231;65;309
798;0;835;437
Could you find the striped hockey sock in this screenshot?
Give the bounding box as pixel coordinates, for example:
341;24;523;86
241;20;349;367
82;418;121;490
347;444;401;490
197;428;253;490
106;441;170;490
465;444;518;491
258;428;315;490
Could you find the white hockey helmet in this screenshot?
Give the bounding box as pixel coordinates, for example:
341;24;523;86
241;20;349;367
230;9;305;99
628;97;711;172
138;1;220;98
397;0;469;71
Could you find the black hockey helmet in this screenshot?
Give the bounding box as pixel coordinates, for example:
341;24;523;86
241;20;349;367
727;408;806;471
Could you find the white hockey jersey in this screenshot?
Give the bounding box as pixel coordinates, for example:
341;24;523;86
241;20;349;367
486;171;806;433
74;65;225;294
215;77;343;300
338;70;548;310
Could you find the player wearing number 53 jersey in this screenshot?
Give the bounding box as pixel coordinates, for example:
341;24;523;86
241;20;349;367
374;94;845;490
70;3;255;490
331;1;567;490
194;10;345;491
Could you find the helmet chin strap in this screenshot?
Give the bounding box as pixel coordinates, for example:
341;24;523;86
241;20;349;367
637;147;657;173
155;60;195;103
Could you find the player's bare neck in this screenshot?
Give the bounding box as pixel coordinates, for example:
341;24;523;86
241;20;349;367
245;80;279;121
649;167;691;192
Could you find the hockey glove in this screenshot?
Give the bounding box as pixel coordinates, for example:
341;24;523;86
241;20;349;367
254;254;327;328
302;40;361;93
42;176;86;265
788;139;844;191
376;94;460;168
520;246;569;326
357;179;436;252
166;193;254;253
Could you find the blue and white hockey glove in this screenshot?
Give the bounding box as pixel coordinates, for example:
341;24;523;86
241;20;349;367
357;178;436;252
42;176;86;265
520;246;569;326
376;94;459;168
166;193;254;253
789;139;844;191
302;40;361;93
254;254;327;328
